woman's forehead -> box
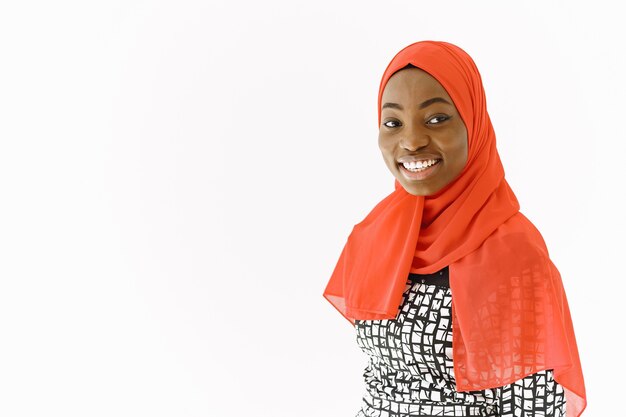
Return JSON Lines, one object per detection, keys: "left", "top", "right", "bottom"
{"left": 382, "top": 68, "right": 454, "bottom": 102}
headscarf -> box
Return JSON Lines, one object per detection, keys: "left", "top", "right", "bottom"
{"left": 322, "top": 40, "right": 587, "bottom": 417}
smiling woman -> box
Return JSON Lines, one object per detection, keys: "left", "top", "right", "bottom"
{"left": 322, "top": 41, "right": 587, "bottom": 417}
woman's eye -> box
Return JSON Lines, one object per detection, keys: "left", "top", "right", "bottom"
{"left": 383, "top": 120, "right": 401, "bottom": 128}
{"left": 427, "top": 115, "right": 449, "bottom": 125}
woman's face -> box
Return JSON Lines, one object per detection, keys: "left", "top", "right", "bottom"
{"left": 378, "top": 67, "right": 468, "bottom": 196}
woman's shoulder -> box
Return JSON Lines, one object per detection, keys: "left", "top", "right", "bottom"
{"left": 481, "top": 212, "right": 550, "bottom": 261}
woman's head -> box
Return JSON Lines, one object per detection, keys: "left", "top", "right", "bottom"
{"left": 376, "top": 41, "right": 496, "bottom": 198}
{"left": 379, "top": 65, "right": 468, "bottom": 196}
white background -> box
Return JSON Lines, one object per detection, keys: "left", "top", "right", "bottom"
{"left": 0, "top": 1, "right": 622, "bottom": 416}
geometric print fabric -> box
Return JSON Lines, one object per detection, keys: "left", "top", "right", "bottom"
{"left": 354, "top": 266, "right": 566, "bottom": 417}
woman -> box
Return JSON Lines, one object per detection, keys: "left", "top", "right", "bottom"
{"left": 322, "top": 41, "right": 587, "bottom": 417}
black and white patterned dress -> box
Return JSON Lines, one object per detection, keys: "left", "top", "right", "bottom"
{"left": 354, "top": 266, "right": 566, "bottom": 417}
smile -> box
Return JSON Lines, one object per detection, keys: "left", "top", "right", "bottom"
{"left": 398, "top": 159, "right": 441, "bottom": 180}
{"left": 400, "top": 159, "right": 439, "bottom": 171}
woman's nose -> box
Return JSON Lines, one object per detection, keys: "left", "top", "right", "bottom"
{"left": 400, "top": 125, "right": 430, "bottom": 151}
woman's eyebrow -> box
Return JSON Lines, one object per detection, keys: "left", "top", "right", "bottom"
{"left": 382, "top": 97, "right": 452, "bottom": 110}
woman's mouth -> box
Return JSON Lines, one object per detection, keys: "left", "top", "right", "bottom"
{"left": 398, "top": 159, "right": 441, "bottom": 180}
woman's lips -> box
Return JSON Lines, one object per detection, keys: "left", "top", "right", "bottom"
{"left": 398, "top": 160, "right": 441, "bottom": 181}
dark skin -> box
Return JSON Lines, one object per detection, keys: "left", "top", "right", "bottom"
{"left": 378, "top": 67, "right": 469, "bottom": 196}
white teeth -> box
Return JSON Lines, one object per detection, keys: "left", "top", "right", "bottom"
{"left": 401, "top": 159, "right": 439, "bottom": 171}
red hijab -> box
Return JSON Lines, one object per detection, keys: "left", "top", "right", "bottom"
{"left": 323, "top": 40, "right": 587, "bottom": 417}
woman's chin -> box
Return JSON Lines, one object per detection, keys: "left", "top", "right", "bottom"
{"left": 395, "top": 178, "right": 437, "bottom": 196}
